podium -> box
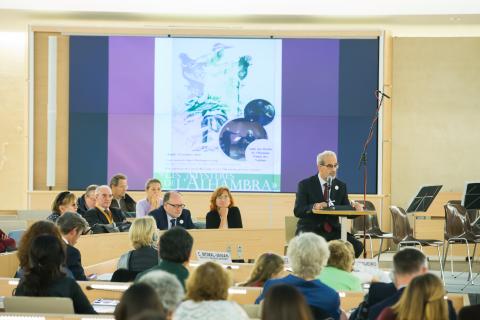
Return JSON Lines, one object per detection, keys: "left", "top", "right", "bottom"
{"left": 312, "top": 209, "right": 375, "bottom": 241}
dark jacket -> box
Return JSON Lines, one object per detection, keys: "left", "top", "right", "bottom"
{"left": 294, "top": 174, "right": 350, "bottom": 238}
{"left": 15, "top": 276, "right": 96, "bottom": 314}
{"left": 206, "top": 206, "right": 243, "bottom": 229}
{"left": 76, "top": 195, "right": 89, "bottom": 216}
{"left": 84, "top": 207, "right": 126, "bottom": 226}
{"left": 110, "top": 193, "right": 136, "bottom": 213}
{"left": 149, "top": 206, "right": 195, "bottom": 230}
{"left": 117, "top": 246, "right": 159, "bottom": 273}
{"left": 66, "top": 244, "right": 87, "bottom": 281}
{"left": 135, "top": 260, "right": 189, "bottom": 289}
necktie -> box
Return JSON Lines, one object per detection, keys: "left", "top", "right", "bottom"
{"left": 323, "top": 183, "right": 333, "bottom": 233}
{"left": 323, "top": 183, "right": 329, "bottom": 201}
{"left": 170, "top": 218, "right": 176, "bottom": 228}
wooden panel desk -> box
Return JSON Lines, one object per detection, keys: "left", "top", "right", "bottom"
{"left": 0, "top": 252, "right": 19, "bottom": 278}
{"left": 313, "top": 209, "right": 375, "bottom": 241}
{"left": 76, "top": 228, "right": 285, "bottom": 266}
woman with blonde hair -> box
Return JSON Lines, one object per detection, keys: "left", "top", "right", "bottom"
{"left": 46, "top": 191, "right": 78, "bottom": 222}
{"left": 117, "top": 216, "right": 159, "bottom": 273}
{"left": 377, "top": 273, "right": 449, "bottom": 320}
{"left": 239, "top": 253, "right": 284, "bottom": 287}
{"left": 317, "top": 240, "right": 362, "bottom": 291}
{"left": 205, "top": 186, "right": 243, "bottom": 229}
{"left": 173, "top": 262, "right": 249, "bottom": 320}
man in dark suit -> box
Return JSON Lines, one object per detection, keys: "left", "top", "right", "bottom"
{"left": 294, "top": 150, "right": 364, "bottom": 257}
{"left": 84, "top": 185, "right": 126, "bottom": 227}
{"left": 366, "top": 248, "right": 455, "bottom": 320}
{"left": 109, "top": 173, "right": 136, "bottom": 213}
{"left": 56, "top": 212, "right": 90, "bottom": 281}
{"left": 149, "top": 191, "right": 195, "bottom": 230}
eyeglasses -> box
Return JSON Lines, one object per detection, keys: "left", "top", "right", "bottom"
{"left": 82, "top": 228, "right": 92, "bottom": 235}
{"left": 167, "top": 203, "right": 185, "bottom": 209}
{"left": 320, "top": 163, "right": 340, "bottom": 169}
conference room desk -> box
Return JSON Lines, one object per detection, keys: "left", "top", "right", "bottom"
{"left": 0, "top": 252, "right": 18, "bottom": 278}
{"left": 0, "top": 313, "right": 114, "bottom": 319}
{"left": 84, "top": 258, "right": 257, "bottom": 284}
{"left": 76, "top": 228, "right": 285, "bottom": 266}
{"left": 0, "top": 278, "right": 468, "bottom": 313}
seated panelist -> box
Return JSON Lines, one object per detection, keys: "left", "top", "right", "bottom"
{"left": 205, "top": 186, "right": 243, "bottom": 229}
{"left": 84, "top": 185, "right": 126, "bottom": 227}
{"left": 149, "top": 191, "right": 195, "bottom": 230}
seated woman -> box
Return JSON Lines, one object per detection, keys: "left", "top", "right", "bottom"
{"left": 255, "top": 233, "right": 341, "bottom": 320}
{"left": 14, "top": 234, "right": 96, "bottom": 314}
{"left": 173, "top": 261, "right": 249, "bottom": 320}
{"left": 377, "top": 273, "right": 450, "bottom": 320}
{"left": 205, "top": 187, "right": 242, "bottom": 229}
{"left": 238, "top": 252, "right": 285, "bottom": 287}
{"left": 262, "top": 284, "right": 313, "bottom": 320}
{"left": 0, "top": 228, "right": 16, "bottom": 253}
{"left": 114, "top": 283, "right": 166, "bottom": 320}
{"left": 317, "top": 240, "right": 362, "bottom": 292}
{"left": 46, "top": 191, "right": 78, "bottom": 222}
{"left": 136, "top": 179, "right": 163, "bottom": 218}
{"left": 117, "top": 216, "right": 159, "bottom": 273}
{"left": 16, "top": 220, "right": 72, "bottom": 278}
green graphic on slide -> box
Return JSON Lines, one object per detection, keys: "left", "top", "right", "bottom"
{"left": 155, "top": 172, "right": 280, "bottom": 192}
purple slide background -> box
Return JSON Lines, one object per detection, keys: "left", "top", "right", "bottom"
{"left": 281, "top": 39, "right": 340, "bottom": 192}
{"left": 108, "top": 37, "right": 155, "bottom": 189}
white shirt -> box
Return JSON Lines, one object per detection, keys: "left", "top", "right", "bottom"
{"left": 173, "top": 300, "right": 249, "bottom": 320}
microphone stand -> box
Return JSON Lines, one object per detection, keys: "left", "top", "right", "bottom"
{"left": 358, "top": 90, "right": 389, "bottom": 258}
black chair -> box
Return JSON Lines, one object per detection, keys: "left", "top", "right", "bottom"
{"left": 111, "top": 268, "right": 139, "bottom": 282}
{"left": 352, "top": 200, "right": 393, "bottom": 261}
{"left": 309, "top": 305, "right": 334, "bottom": 320}
{"left": 390, "top": 205, "right": 444, "bottom": 279}
{"left": 443, "top": 203, "right": 480, "bottom": 282}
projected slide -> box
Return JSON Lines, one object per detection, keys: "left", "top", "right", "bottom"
{"left": 153, "top": 38, "right": 282, "bottom": 191}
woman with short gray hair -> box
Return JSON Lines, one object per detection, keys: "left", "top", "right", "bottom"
{"left": 255, "top": 233, "right": 341, "bottom": 320}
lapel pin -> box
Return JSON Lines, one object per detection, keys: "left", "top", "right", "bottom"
{"left": 334, "top": 185, "right": 339, "bottom": 190}
{"left": 179, "top": 220, "right": 184, "bottom": 224}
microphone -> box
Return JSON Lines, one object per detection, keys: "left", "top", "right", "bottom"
{"left": 376, "top": 90, "right": 390, "bottom": 99}
{"left": 327, "top": 176, "right": 333, "bottom": 187}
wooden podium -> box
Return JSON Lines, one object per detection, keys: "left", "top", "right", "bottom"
{"left": 312, "top": 209, "right": 375, "bottom": 241}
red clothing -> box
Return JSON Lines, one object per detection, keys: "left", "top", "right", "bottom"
{"left": 377, "top": 307, "right": 397, "bottom": 320}
{"left": 0, "top": 229, "right": 16, "bottom": 253}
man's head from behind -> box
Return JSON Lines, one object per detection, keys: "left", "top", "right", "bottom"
{"left": 56, "top": 212, "right": 90, "bottom": 246}
{"left": 137, "top": 270, "right": 184, "bottom": 315}
{"left": 158, "top": 227, "right": 193, "bottom": 264}
{"left": 393, "top": 248, "right": 428, "bottom": 287}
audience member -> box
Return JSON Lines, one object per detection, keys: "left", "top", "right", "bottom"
{"left": 377, "top": 273, "right": 449, "bottom": 320}
{"left": 46, "top": 191, "right": 77, "bottom": 222}
{"left": 366, "top": 248, "right": 455, "bottom": 320}
{"left": 149, "top": 191, "right": 195, "bottom": 230}
{"left": 137, "top": 178, "right": 163, "bottom": 218}
{"left": 77, "top": 184, "right": 98, "bottom": 216}
{"left": 56, "top": 212, "right": 90, "bottom": 281}
{"left": 238, "top": 252, "right": 285, "bottom": 287}
{"left": 15, "top": 220, "right": 72, "bottom": 278}
{"left": 84, "top": 185, "right": 126, "bottom": 227}
{"left": 318, "top": 240, "right": 362, "bottom": 292}
{"left": 117, "top": 216, "right": 159, "bottom": 273}
{"left": 14, "top": 234, "right": 96, "bottom": 314}
{"left": 131, "top": 310, "right": 167, "bottom": 320}
{"left": 261, "top": 284, "right": 313, "bottom": 320}
{"left": 114, "top": 283, "right": 166, "bottom": 320}
{"left": 109, "top": 173, "right": 136, "bottom": 213}
{"left": 136, "top": 227, "right": 193, "bottom": 288}
{"left": 458, "top": 303, "right": 480, "bottom": 320}
{"left": 256, "top": 233, "right": 341, "bottom": 320}
{"left": 0, "top": 228, "right": 16, "bottom": 253}
{"left": 205, "top": 186, "right": 243, "bottom": 229}
{"left": 138, "top": 270, "right": 185, "bottom": 318}
{"left": 173, "top": 261, "right": 249, "bottom": 320}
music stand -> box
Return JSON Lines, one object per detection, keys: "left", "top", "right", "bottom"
{"left": 462, "top": 182, "right": 480, "bottom": 210}
{"left": 406, "top": 185, "right": 443, "bottom": 213}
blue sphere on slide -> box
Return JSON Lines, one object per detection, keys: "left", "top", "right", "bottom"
{"left": 244, "top": 99, "right": 275, "bottom": 126}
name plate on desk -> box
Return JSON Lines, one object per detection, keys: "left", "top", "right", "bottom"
{"left": 196, "top": 250, "right": 232, "bottom": 264}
